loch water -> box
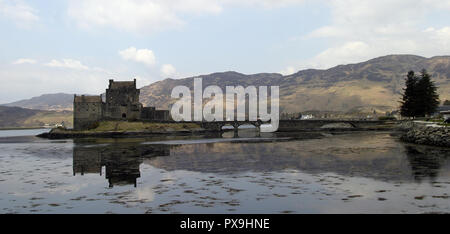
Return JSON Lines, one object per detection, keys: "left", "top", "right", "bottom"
{"left": 0, "top": 129, "right": 449, "bottom": 213}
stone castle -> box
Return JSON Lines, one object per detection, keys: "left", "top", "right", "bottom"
{"left": 74, "top": 79, "right": 170, "bottom": 130}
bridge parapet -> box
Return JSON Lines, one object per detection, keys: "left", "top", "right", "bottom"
{"left": 198, "top": 119, "right": 398, "bottom": 132}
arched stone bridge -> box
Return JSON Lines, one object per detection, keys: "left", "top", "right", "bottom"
{"left": 199, "top": 119, "right": 398, "bottom": 132}
{"left": 200, "top": 120, "right": 267, "bottom": 131}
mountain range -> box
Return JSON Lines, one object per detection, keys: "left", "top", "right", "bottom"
{"left": 2, "top": 93, "right": 74, "bottom": 111}
{"left": 3, "top": 55, "right": 450, "bottom": 116}
{"left": 140, "top": 54, "right": 450, "bottom": 114}
{"left": 0, "top": 106, "right": 72, "bottom": 128}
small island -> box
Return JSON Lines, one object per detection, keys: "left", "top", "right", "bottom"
{"left": 35, "top": 79, "right": 208, "bottom": 139}
{"left": 38, "top": 121, "right": 206, "bottom": 139}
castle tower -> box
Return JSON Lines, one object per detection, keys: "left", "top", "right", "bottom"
{"left": 104, "top": 79, "right": 142, "bottom": 120}
{"left": 73, "top": 94, "right": 103, "bottom": 130}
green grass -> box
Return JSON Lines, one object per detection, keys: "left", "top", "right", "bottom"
{"left": 23, "top": 111, "right": 73, "bottom": 127}
{"left": 55, "top": 121, "right": 202, "bottom": 133}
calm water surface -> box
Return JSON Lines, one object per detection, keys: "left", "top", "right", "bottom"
{"left": 0, "top": 128, "right": 49, "bottom": 137}
{"left": 0, "top": 129, "right": 449, "bottom": 213}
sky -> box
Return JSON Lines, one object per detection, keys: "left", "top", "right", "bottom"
{"left": 1, "top": 0, "right": 450, "bottom": 103}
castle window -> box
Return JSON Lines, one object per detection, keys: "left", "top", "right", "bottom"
{"left": 122, "top": 113, "right": 127, "bottom": 118}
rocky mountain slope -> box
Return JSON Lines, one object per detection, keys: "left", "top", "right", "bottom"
{"left": 2, "top": 93, "right": 74, "bottom": 111}
{"left": 0, "top": 106, "right": 72, "bottom": 128}
{"left": 140, "top": 55, "right": 450, "bottom": 114}
{"left": 3, "top": 55, "right": 450, "bottom": 115}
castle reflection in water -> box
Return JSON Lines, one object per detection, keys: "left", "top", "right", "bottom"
{"left": 72, "top": 134, "right": 450, "bottom": 188}
{"left": 73, "top": 141, "right": 171, "bottom": 187}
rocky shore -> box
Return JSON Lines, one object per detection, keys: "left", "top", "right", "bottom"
{"left": 401, "top": 123, "right": 450, "bottom": 147}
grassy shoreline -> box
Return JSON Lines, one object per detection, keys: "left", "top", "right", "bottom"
{"left": 71, "top": 121, "right": 202, "bottom": 133}
{"left": 38, "top": 121, "right": 206, "bottom": 139}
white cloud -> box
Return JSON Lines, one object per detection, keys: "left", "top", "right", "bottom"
{"left": 12, "top": 58, "right": 36, "bottom": 65}
{"left": 279, "top": 66, "right": 296, "bottom": 76}
{"left": 225, "top": 0, "right": 306, "bottom": 9}
{"left": 424, "top": 27, "right": 450, "bottom": 48}
{"left": 0, "top": 0, "right": 39, "bottom": 26}
{"left": 308, "top": 41, "right": 373, "bottom": 68}
{"left": 44, "top": 59, "right": 89, "bottom": 70}
{"left": 67, "top": 0, "right": 221, "bottom": 33}
{"left": 134, "top": 75, "right": 154, "bottom": 88}
{"left": 0, "top": 60, "right": 162, "bottom": 103}
{"left": 160, "top": 64, "right": 176, "bottom": 77}
{"left": 0, "top": 63, "right": 109, "bottom": 103}
{"left": 119, "top": 47, "right": 156, "bottom": 66}
{"left": 301, "top": 0, "right": 450, "bottom": 69}
{"left": 67, "top": 0, "right": 307, "bottom": 33}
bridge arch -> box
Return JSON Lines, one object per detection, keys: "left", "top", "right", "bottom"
{"left": 201, "top": 120, "right": 264, "bottom": 132}
{"left": 221, "top": 124, "right": 234, "bottom": 130}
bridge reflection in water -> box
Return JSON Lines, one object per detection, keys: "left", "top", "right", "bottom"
{"left": 72, "top": 133, "right": 450, "bottom": 188}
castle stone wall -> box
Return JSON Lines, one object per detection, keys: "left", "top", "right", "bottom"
{"left": 104, "top": 79, "right": 142, "bottom": 121}
{"left": 74, "top": 79, "right": 171, "bottom": 130}
{"left": 73, "top": 95, "right": 103, "bottom": 130}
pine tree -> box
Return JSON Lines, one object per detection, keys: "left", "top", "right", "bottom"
{"left": 400, "top": 69, "right": 440, "bottom": 118}
{"left": 400, "top": 71, "right": 418, "bottom": 118}
{"left": 416, "top": 69, "right": 440, "bottom": 116}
